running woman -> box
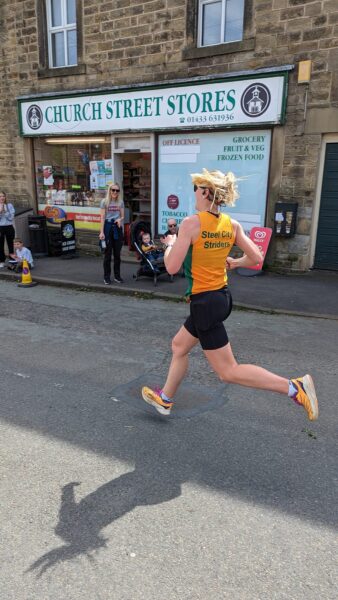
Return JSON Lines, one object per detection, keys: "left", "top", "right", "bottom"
{"left": 142, "top": 169, "right": 318, "bottom": 421}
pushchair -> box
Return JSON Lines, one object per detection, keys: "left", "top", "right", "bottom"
{"left": 130, "top": 220, "right": 174, "bottom": 286}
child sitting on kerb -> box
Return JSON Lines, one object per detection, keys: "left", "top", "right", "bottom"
{"left": 8, "top": 238, "right": 34, "bottom": 272}
{"left": 140, "top": 232, "right": 164, "bottom": 273}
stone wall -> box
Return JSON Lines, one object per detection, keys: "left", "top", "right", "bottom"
{"left": 0, "top": 0, "right": 337, "bottom": 268}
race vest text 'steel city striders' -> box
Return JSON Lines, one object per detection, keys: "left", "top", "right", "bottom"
{"left": 184, "top": 211, "right": 235, "bottom": 296}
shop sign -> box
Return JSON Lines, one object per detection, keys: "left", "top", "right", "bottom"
{"left": 158, "top": 130, "right": 271, "bottom": 234}
{"left": 61, "top": 220, "right": 76, "bottom": 254}
{"left": 39, "top": 205, "right": 101, "bottom": 231}
{"left": 246, "top": 227, "right": 272, "bottom": 271}
{"left": 44, "top": 205, "right": 67, "bottom": 224}
{"left": 19, "top": 76, "right": 286, "bottom": 136}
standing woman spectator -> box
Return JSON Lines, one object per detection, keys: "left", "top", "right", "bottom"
{"left": 99, "top": 183, "right": 124, "bottom": 284}
{"left": 0, "top": 191, "right": 15, "bottom": 268}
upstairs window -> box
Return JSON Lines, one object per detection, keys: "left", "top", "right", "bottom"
{"left": 198, "top": 0, "right": 245, "bottom": 47}
{"left": 46, "top": 0, "right": 77, "bottom": 67}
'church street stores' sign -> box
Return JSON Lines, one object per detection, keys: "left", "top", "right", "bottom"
{"left": 18, "top": 74, "right": 287, "bottom": 136}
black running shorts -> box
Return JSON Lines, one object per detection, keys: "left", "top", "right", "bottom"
{"left": 184, "top": 287, "right": 233, "bottom": 350}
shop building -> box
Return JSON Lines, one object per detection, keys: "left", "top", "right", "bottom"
{"left": 18, "top": 71, "right": 289, "bottom": 252}
{"left": 1, "top": 1, "right": 338, "bottom": 271}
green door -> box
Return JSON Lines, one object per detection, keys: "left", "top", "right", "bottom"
{"left": 314, "top": 143, "right": 338, "bottom": 270}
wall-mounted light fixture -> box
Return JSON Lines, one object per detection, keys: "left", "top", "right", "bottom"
{"left": 45, "top": 137, "right": 108, "bottom": 144}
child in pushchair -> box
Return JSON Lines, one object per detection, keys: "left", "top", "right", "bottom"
{"left": 131, "top": 221, "right": 173, "bottom": 286}
{"left": 140, "top": 232, "right": 164, "bottom": 273}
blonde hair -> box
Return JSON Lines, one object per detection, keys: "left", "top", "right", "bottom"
{"left": 103, "top": 182, "right": 122, "bottom": 208}
{"left": 190, "top": 169, "right": 239, "bottom": 208}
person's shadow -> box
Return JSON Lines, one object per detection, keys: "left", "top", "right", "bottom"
{"left": 27, "top": 416, "right": 184, "bottom": 576}
{"left": 27, "top": 397, "right": 336, "bottom": 576}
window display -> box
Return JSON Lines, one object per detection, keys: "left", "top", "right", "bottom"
{"left": 33, "top": 137, "right": 111, "bottom": 230}
{"left": 158, "top": 130, "right": 271, "bottom": 234}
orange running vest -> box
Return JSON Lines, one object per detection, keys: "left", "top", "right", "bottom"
{"left": 184, "top": 211, "right": 235, "bottom": 296}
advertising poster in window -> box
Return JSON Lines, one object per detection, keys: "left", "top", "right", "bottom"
{"left": 158, "top": 130, "right": 271, "bottom": 234}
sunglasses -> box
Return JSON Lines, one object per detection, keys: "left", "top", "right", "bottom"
{"left": 193, "top": 185, "right": 208, "bottom": 192}
{"left": 168, "top": 224, "right": 177, "bottom": 227}
{"left": 111, "top": 188, "right": 120, "bottom": 192}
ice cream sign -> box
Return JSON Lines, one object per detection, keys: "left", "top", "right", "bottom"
{"left": 19, "top": 74, "right": 287, "bottom": 135}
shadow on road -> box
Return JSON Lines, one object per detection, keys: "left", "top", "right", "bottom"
{"left": 27, "top": 413, "right": 184, "bottom": 575}
{"left": 28, "top": 467, "right": 180, "bottom": 576}
{"left": 24, "top": 394, "right": 337, "bottom": 576}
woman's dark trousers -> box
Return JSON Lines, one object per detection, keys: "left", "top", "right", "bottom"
{"left": 0, "top": 225, "right": 15, "bottom": 262}
{"left": 103, "top": 221, "right": 123, "bottom": 279}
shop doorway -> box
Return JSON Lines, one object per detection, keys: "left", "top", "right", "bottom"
{"left": 112, "top": 134, "right": 154, "bottom": 246}
{"left": 113, "top": 152, "right": 152, "bottom": 247}
{"left": 121, "top": 153, "right": 151, "bottom": 225}
{"left": 314, "top": 143, "right": 338, "bottom": 270}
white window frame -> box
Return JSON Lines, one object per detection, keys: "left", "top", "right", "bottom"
{"left": 46, "top": 0, "right": 77, "bottom": 68}
{"left": 198, "top": 0, "right": 244, "bottom": 48}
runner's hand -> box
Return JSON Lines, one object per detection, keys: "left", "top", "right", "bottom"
{"left": 163, "top": 234, "right": 177, "bottom": 247}
{"left": 226, "top": 257, "right": 237, "bottom": 270}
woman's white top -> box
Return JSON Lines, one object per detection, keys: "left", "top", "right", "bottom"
{"left": 0, "top": 203, "right": 15, "bottom": 226}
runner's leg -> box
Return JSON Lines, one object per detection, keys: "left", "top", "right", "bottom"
{"left": 204, "top": 343, "right": 318, "bottom": 419}
{"left": 204, "top": 342, "right": 289, "bottom": 394}
{"left": 162, "top": 325, "right": 199, "bottom": 399}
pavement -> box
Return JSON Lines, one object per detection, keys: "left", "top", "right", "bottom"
{"left": 1, "top": 251, "right": 338, "bottom": 319}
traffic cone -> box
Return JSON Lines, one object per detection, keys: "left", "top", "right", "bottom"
{"left": 17, "top": 259, "right": 38, "bottom": 287}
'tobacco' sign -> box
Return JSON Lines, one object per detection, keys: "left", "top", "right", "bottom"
{"left": 19, "top": 75, "right": 287, "bottom": 136}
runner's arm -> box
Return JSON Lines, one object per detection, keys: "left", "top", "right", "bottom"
{"left": 227, "top": 220, "right": 262, "bottom": 269}
{"left": 163, "top": 217, "right": 197, "bottom": 274}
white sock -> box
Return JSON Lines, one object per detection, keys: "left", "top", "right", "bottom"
{"left": 288, "top": 380, "right": 297, "bottom": 398}
{"left": 160, "top": 390, "right": 172, "bottom": 403}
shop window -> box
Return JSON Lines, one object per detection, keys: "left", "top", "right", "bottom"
{"left": 37, "top": 0, "right": 85, "bottom": 77}
{"left": 157, "top": 130, "right": 272, "bottom": 235}
{"left": 198, "top": 0, "right": 245, "bottom": 47}
{"left": 33, "top": 137, "right": 112, "bottom": 231}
